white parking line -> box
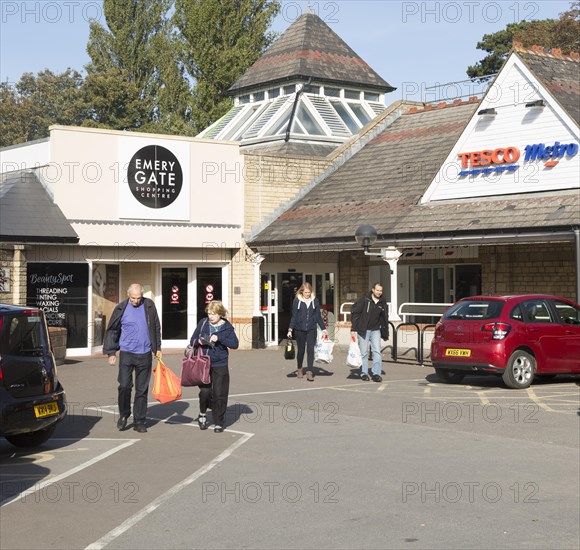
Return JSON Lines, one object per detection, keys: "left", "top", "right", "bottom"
{"left": 85, "top": 432, "right": 254, "bottom": 550}
{"left": 1, "top": 439, "right": 139, "bottom": 507}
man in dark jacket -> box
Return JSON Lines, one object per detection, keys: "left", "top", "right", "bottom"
{"left": 350, "top": 283, "right": 389, "bottom": 382}
{"left": 103, "top": 283, "right": 161, "bottom": 433}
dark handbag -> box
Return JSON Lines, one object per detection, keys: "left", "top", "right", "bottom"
{"left": 181, "top": 345, "right": 211, "bottom": 386}
{"left": 284, "top": 339, "right": 295, "bottom": 360}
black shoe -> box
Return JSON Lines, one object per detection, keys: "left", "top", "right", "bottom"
{"left": 133, "top": 424, "right": 147, "bottom": 433}
{"left": 198, "top": 416, "right": 208, "bottom": 430}
{"left": 361, "top": 374, "right": 370, "bottom": 381}
{"left": 214, "top": 425, "right": 224, "bottom": 433}
{"left": 372, "top": 374, "right": 383, "bottom": 383}
{"left": 117, "top": 416, "right": 128, "bottom": 431}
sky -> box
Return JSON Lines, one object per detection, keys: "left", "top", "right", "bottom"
{"left": 0, "top": 0, "right": 574, "bottom": 103}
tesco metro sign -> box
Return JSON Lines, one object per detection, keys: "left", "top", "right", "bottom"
{"left": 458, "top": 140, "right": 578, "bottom": 176}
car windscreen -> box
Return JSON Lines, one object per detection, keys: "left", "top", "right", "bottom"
{"left": 443, "top": 300, "right": 504, "bottom": 320}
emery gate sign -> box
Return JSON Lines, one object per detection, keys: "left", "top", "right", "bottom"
{"left": 127, "top": 145, "right": 183, "bottom": 208}
{"left": 458, "top": 140, "right": 579, "bottom": 176}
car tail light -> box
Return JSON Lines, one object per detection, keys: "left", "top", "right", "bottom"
{"left": 482, "top": 322, "right": 511, "bottom": 340}
{"left": 434, "top": 322, "right": 444, "bottom": 338}
{"left": 0, "top": 357, "right": 3, "bottom": 381}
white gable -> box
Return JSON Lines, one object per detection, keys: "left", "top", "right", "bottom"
{"left": 421, "top": 53, "right": 579, "bottom": 204}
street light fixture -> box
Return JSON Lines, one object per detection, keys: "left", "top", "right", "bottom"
{"left": 355, "top": 224, "right": 378, "bottom": 254}
{"left": 354, "top": 225, "right": 403, "bottom": 319}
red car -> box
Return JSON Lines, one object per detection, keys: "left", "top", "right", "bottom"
{"left": 430, "top": 295, "right": 580, "bottom": 388}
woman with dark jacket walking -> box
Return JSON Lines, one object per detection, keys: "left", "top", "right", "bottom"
{"left": 189, "top": 301, "right": 238, "bottom": 433}
{"left": 287, "top": 283, "right": 327, "bottom": 381}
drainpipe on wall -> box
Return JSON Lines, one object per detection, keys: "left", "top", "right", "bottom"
{"left": 575, "top": 228, "right": 580, "bottom": 304}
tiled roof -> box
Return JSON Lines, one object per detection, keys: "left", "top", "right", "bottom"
{"left": 0, "top": 171, "right": 78, "bottom": 243}
{"left": 514, "top": 44, "right": 580, "bottom": 125}
{"left": 249, "top": 103, "right": 477, "bottom": 245}
{"left": 248, "top": 100, "right": 580, "bottom": 248}
{"left": 229, "top": 13, "right": 394, "bottom": 95}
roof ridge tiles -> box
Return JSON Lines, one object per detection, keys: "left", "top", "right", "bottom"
{"left": 512, "top": 41, "right": 580, "bottom": 61}
{"left": 403, "top": 96, "right": 480, "bottom": 115}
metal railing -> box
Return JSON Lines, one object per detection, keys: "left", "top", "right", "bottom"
{"left": 398, "top": 302, "right": 451, "bottom": 323}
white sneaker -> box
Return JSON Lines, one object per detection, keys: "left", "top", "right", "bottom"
{"left": 197, "top": 416, "right": 208, "bottom": 430}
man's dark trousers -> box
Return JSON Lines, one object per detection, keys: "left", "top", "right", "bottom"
{"left": 118, "top": 351, "right": 152, "bottom": 423}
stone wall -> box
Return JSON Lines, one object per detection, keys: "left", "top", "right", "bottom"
{"left": 243, "top": 152, "right": 332, "bottom": 235}
{"left": 0, "top": 245, "right": 27, "bottom": 305}
{"left": 49, "top": 327, "right": 67, "bottom": 365}
{"left": 480, "top": 243, "right": 576, "bottom": 299}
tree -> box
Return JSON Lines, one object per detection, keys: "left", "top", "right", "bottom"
{"left": 0, "top": 69, "right": 85, "bottom": 147}
{"left": 173, "top": 0, "right": 280, "bottom": 134}
{"left": 85, "top": 0, "right": 177, "bottom": 129}
{"left": 467, "top": 1, "right": 580, "bottom": 79}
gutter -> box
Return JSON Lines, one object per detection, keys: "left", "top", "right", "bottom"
{"left": 250, "top": 227, "right": 577, "bottom": 252}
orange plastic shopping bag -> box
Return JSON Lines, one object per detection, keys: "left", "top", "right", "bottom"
{"left": 152, "top": 356, "right": 182, "bottom": 403}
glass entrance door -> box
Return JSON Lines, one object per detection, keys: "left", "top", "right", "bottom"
{"left": 196, "top": 268, "right": 222, "bottom": 319}
{"left": 161, "top": 267, "right": 188, "bottom": 340}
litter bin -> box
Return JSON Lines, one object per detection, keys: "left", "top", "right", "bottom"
{"left": 252, "top": 316, "right": 265, "bottom": 349}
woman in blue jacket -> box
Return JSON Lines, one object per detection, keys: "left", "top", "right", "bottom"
{"left": 287, "top": 283, "right": 327, "bottom": 381}
{"left": 190, "top": 301, "right": 238, "bottom": 433}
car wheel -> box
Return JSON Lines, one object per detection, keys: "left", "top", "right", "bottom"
{"left": 502, "top": 350, "right": 536, "bottom": 389}
{"left": 4, "top": 424, "right": 57, "bottom": 448}
{"left": 435, "top": 368, "right": 466, "bottom": 384}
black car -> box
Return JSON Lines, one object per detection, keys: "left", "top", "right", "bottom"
{"left": 0, "top": 304, "right": 66, "bottom": 447}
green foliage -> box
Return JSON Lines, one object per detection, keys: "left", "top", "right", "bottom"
{"left": 468, "top": 2, "right": 580, "bottom": 79}
{"left": 174, "top": 0, "right": 280, "bottom": 133}
{"left": 0, "top": 70, "right": 85, "bottom": 147}
{"left": 2, "top": 0, "right": 281, "bottom": 145}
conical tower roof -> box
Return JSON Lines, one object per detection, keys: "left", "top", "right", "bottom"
{"left": 229, "top": 12, "right": 394, "bottom": 95}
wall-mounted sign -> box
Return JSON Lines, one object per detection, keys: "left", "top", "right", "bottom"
{"left": 27, "top": 263, "right": 89, "bottom": 348}
{"left": 127, "top": 145, "right": 183, "bottom": 209}
{"left": 119, "top": 138, "right": 190, "bottom": 221}
{"left": 524, "top": 141, "right": 578, "bottom": 166}
{"left": 458, "top": 140, "right": 578, "bottom": 177}
{"left": 458, "top": 146, "right": 520, "bottom": 176}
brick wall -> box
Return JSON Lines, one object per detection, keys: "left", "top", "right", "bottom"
{"left": 0, "top": 244, "right": 27, "bottom": 305}
{"left": 230, "top": 244, "right": 257, "bottom": 350}
{"left": 480, "top": 243, "right": 576, "bottom": 299}
{"left": 242, "top": 152, "right": 332, "bottom": 234}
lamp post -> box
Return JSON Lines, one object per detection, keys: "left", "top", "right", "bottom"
{"left": 354, "top": 225, "right": 402, "bottom": 321}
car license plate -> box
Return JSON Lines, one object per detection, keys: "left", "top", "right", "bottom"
{"left": 34, "top": 402, "right": 59, "bottom": 418}
{"left": 445, "top": 348, "right": 471, "bottom": 357}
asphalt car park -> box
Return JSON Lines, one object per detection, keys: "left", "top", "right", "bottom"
{"left": 1, "top": 348, "right": 579, "bottom": 550}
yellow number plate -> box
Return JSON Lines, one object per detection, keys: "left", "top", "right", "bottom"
{"left": 34, "top": 402, "right": 59, "bottom": 418}
{"left": 445, "top": 348, "right": 471, "bottom": 357}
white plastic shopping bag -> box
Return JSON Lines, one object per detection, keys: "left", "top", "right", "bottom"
{"left": 346, "top": 334, "right": 362, "bottom": 367}
{"left": 315, "top": 336, "right": 334, "bottom": 364}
